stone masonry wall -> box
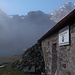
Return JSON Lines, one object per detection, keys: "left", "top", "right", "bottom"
{"left": 42, "top": 23, "right": 75, "bottom": 75}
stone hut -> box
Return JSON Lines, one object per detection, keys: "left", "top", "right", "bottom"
{"left": 38, "top": 9, "right": 75, "bottom": 75}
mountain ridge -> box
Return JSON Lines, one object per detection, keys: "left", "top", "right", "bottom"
{"left": 50, "top": 2, "right": 75, "bottom": 22}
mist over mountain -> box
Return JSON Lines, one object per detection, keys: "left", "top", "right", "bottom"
{"left": 0, "top": 10, "right": 55, "bottom": 57}
{"left": 0, "top": 2, "right": 74, "bottom": 57}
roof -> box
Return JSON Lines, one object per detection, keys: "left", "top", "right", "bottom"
{"left": 38, "top": 9, "right": 75, "bottom": 42}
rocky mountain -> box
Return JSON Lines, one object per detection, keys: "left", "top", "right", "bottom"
{"left": 50, "top": 2, "right": 75, "bottom": 22}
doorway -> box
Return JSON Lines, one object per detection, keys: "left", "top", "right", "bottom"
{"left": 52, "top": 43, "right": 57, "bottom": 75}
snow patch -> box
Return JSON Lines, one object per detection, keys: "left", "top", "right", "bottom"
{"left": 50, "top": 13, "right": 53, "bottom": 15}
{"left": 9, "top": 15, "right": 13, "bottom": 18}
{"left": 21, "top": 17, "right": 24, "bottom": 19}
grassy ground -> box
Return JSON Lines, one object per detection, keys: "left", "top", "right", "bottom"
{"left": 0, "top": 54, "right": 22, "bottom": 63}
{"left": 0, "top": 62, "right": 31, "bottom": 75}
{"left": 0, "top": 55, "right": 41, "bottom": 75}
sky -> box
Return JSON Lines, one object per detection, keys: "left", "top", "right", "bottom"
{"left": 0, "top": 0, "right": 75, "bottom": 15}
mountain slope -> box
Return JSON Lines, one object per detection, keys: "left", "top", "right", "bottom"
{"left": 50, "top": 2, "right": 75, "bottom": 22}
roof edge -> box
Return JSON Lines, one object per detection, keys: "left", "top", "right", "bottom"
{"left": 38, "top": 9, "right": 75, "bottom": 42}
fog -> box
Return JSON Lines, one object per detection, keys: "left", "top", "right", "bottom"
{"left": 0, "top": 10, "right": 55, "bottom": 57}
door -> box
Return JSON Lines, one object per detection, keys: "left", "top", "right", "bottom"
{"left": 52, "top": 43, "right": 57, "bottom": 75}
